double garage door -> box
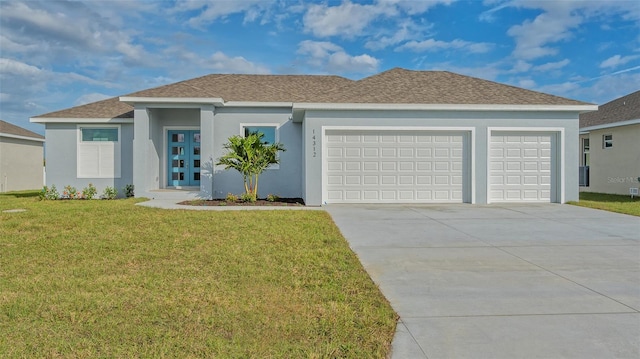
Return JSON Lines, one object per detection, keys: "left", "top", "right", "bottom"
{"left": 325, "top": 130, "right": 466, "bottom": 203}
{"left": 324, "top": 129, "right": 556, "bottom": 204}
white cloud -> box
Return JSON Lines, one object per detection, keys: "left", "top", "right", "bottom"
{"left": 506, "top": 9, "right": 581, "bottom": 60}
{"left": 600, "top": 54, "right": 640, "bottom": 69}
{"left": 518, "top": 78, "right": 536, "bottom": 88}
{"left": 173, "top": 0, "right": 274, "bottom": 27}
{"left": 0, "top": 1, "right": 154, "bottom": 67}
{"left": 385, "top": 0, "right": 456, "bottom": 15}
{"left": 302, "top": 0, "right": 454, "bottom": 39}
{"left": 297, "top": 40, "right": 379, "bottom": 74}
{"left": 209, "top": 52, "right": 270, "bottom": 74}
{"left": 365, "top": 18, "right": 432, "bottom": 50}
{"left": 533, "top": 59, "right": 570, "bottom": 72}
{"left": 509, "top": 60, "right": 532, "bottom": 73}
{"left": 0, "top": 57, "right": 42, "bottom": 77}
{"left": 74, "top": 93, "right": 112, "bottom": 106}
{"left": 397, "top": 38, "right": 493, "bottom": 53}
{"left": 303, "top": 1, "right": 389, "bottom": 38}
{"left": 493, "top": 1, "right": 640, "bottom": 61}
{"left": 537, "top": 71, "right": 640, "bottom": 104}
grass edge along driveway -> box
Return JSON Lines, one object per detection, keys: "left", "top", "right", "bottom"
{"left": 569, "top": 192, "right": 640, "bottom": 217}
{"left": 0, "top": 192, "right": 397, "bottom": 358}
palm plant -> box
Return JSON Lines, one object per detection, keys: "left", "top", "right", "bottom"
{"left": 216, "top": 132, "right": 285, "bottom": 201}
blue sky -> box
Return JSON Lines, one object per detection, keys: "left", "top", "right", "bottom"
{"left": 1, "top": 0, "right": 639, "bottom": 135}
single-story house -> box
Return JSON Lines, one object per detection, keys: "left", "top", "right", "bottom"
{"left": 0, "top": 120, "right": 45, "bottom": 192}
{"left": 579, "top": 90, "right": 640, "bottom": 195}
{"left": 31, "top": 68, "right": 596, "bottom": 205}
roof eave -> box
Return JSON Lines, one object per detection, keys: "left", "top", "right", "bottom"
{"left": 119, "top": 96, "right": 225, "bottom": 106}
{"left": 293, "top": 102, "right": 597, "bottom": 112}
{"left": 0, "top": 133, "right": 45, "bottom": 142}
{"left": 30, "top": 117, "right": 134, "bottom": 124}
{"left": 580, "top": 118, "right": 640, "bottom": 132}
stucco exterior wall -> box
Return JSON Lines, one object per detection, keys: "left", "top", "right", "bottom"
{"left": 133, "top": 105, "right": 302, "bottom": 200}
{"left": 0, "top": 136, "right": 44, "bottom": 192}
{"left": 45, "top": 123, "right": 134, "bottom": 197}
{"left": 301, "top": 109, "right": 579, "bottom": 206}
{"left": 211, "top": 107, "right": 302, "bottom": 199}
{"left": 584, "top": 124, "right": 640, "bottom": 195}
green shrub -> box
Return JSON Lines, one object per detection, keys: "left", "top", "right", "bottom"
{"left": 225, "top": 193, "right": 239, "bottom": 202}
{"left": 124, "top": 184, "right": 134, "bottom": 198}
{"left": 266, "top": 194, "right": 280, "bottom": 202}
{"left": 39, "top": 185, "right": 59, "bottom": 200}
{"left": 102, "top": 186, "right": 117, "bottom": 200}
{"left": 63, "top": 185, "right": 79, "bottom": 199}
{"left": 82, "top": 183, "right": 97, "bottom": 200}
{"left": 240, "top": 192, "right": 256, "bottom": 203}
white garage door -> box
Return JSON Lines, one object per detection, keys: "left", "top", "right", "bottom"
{"left": 325, "top": 130, "right": 466, "bottom": 203}
{"left": 490, "top": 133, "right": 553, "bottom": 202}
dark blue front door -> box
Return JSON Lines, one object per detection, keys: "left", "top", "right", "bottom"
{"left": 168, "top": 130, "right": 200, "bottom": 187}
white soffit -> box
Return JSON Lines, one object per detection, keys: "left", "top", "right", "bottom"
{"left": 30, "top": 117, "right": 134, "bottom": 124}
{"left": 293, "top": 103, "right": 597, "bottom": 112}
{"left": 580, "top": 118, "right": 640, "bottom": 132}
{"left": 119, "top": 97, "right": 225, "bottom": 106}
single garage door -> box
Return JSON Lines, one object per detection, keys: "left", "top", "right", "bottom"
{"left": 490, "top": 133, "right": 553, "bottom": 202}
{"left": 325, "top": 130, "right": 466, "bottom": 203}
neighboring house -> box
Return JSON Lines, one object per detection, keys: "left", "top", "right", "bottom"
{"left": 0, "top": 120, "right": 45, "bottom": 192}
{"left": 31, "top": 68, "right": 596, "bottom": 205}
{"left": 579, "top": 90, "right": 640, "bottom": 195}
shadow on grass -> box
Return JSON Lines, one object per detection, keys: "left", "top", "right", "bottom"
{"left": 580, "top": 192, "right": 640, "bottom": 203}
{"left": 0, "top": 190, "right": 40, "bottom": 198}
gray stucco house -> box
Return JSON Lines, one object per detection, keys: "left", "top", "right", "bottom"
{"left": 31, "top": 68, "right": 595, "bottom": 205}
{"left": 0, "top": 120, "right": 45, "bottom": 192}
{"left": 579, "top": 90, "right": 640, "bottom": 195}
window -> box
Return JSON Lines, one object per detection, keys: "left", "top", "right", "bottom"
{"left": 243, "top": 125, "right": 277, "bottom": 144}
{"left": 582, "top": 138, "right": 590, "bottom": 166}
{"left": 81, "top": 128, "right": 118, "bottom": 142}
{"left": 77, "top": 126, "right": 121, "bottom": 178}
{"left": 241, "top": 124, "right": 280, "bottom": 169}
{"left": 603, "top": 134, "right": 613, "bottom": 149}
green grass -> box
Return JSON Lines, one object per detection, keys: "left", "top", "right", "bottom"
{"left": 569, "top": 192, "right": 640, "bottom": 217}
{"left": 0, "top": 192, "right": 397, "bottom": 358}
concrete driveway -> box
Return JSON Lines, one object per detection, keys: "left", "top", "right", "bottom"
{"left": 325, "top": 204, "right": 640, "bottom": 359}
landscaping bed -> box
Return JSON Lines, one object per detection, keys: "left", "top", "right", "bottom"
{"left": 179, "top": 197, "right": 305, "bottom": 207}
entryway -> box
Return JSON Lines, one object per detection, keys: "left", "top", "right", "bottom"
{"left": 167, "top": 130, "right": 201, "bottom": 187}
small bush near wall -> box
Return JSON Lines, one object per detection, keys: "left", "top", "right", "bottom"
{"left": 124, "top": 184, "right": 134, "bottom": 198}
{"left": 39, "top": 184, "right": 120, "bottom": 200}
{"left": 39, "top": 185, "right": 59, "bottom": 200}
{"left": 102, "top": 186, "right": 117, "bottom": 200}
{"left": 82, "top": 184, "right": 97, "bottom": 199}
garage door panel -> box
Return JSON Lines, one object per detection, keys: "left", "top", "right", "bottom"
{"left": 345, "top": 162, "right": 360, "bottom": 171}
{"left": 325, "top": 130, "right": 466, "bottom": 203}
{"left": 490, "top": 133, "right": 553, "bottom": 203}
{"left": 345, "top": 148, "right": 361, "bottom": 157}
{"left": 363, "top": 148, "right": 379, "bottom": 157}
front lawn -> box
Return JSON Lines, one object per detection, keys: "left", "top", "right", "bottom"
{"left": 569, "top": 192, "right": 640, "bottom": 216}
{"left": 0, "top": 192, "right": 397, "bottom": 358}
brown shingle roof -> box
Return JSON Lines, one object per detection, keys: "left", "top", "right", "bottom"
{"left": 33, "top": 68, "right": 591, "bottom": 119}
{"left": 127, "top": 73, "right": 353, "bottom": 102}
{"left": 35, "top": 97, "right": 134, "bottom": 119}
{"left": 579, "top": 90, "right": 640, "bottom": 128}
{"left": 0, "top": 120, "right": 45, "bottom": 139}
{"left": 317, "top": 68, "right": 590, "bottom": 105}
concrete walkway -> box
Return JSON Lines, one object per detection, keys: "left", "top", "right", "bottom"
{"left": 326, "top": 204, "right": 640, "bottom": 359}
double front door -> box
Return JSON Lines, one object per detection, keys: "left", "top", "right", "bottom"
{"left": 168, "top": 130, "right": 200, "bottom": 187}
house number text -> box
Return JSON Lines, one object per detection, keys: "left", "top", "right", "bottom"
{"left": 312, "top": 129, "right": 317, "bottom": 157}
